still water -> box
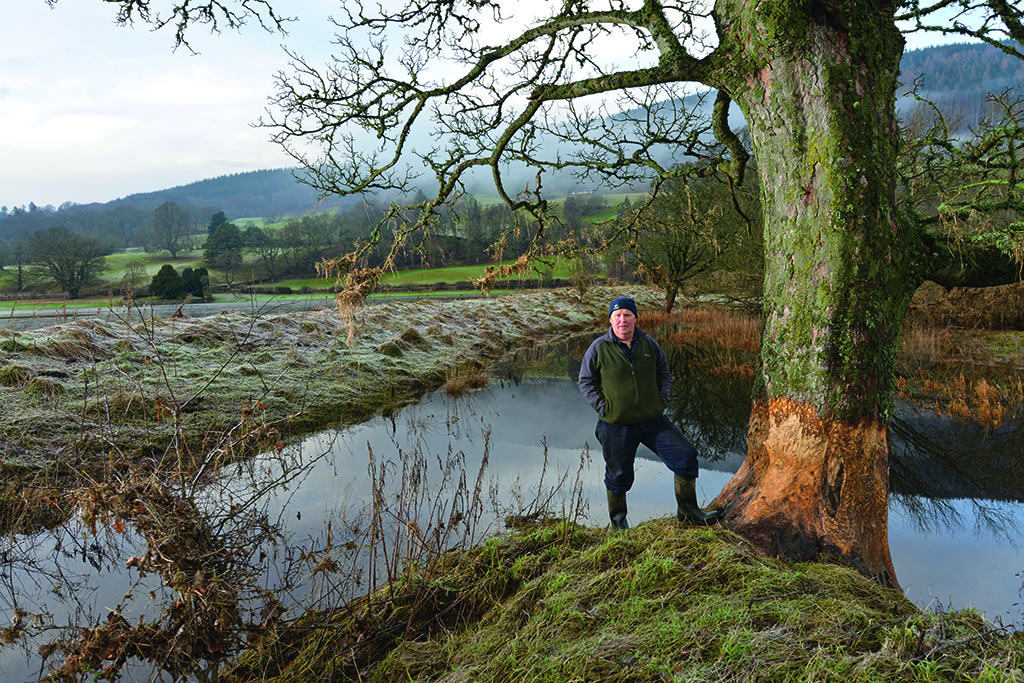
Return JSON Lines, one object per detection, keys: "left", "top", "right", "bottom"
{"left": 1, "top": 341, "right": 1021, "bottom": 680}
{"left": 293, "top": 376, "right": 1024, "bottom": 623}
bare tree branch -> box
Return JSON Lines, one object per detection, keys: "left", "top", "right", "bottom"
{"left": 45, "top": 0, "right": 290, "bottom": 49}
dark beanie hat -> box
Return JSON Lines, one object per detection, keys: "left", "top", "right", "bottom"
{"left": 609, "top": 297, "right": 638, "bottom": 318}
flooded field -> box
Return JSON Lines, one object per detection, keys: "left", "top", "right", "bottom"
{"left": 2, "top": 336, "right": 1022, "bottom": 680}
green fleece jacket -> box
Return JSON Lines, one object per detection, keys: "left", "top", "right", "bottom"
{"left": 577, "top": 327, "right": 670, "bottom": 425}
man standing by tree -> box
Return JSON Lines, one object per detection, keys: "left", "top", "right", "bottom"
{"left": 579, "top": 296, "right": 720, "bottom": 531}
{"left": 78, "top": 0, "right": 1024, "bottom": 585}
{"left": 255, "top": 0, "right": 1024, "bottom": 586}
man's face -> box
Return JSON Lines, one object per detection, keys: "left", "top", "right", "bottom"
{"left": 610, "top": 308, "right": 637, "bottom": 343}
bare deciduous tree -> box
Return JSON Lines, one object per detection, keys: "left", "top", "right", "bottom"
{"left": 254, "top": 0, "right": 1024, "bottom": 586}
{"left": 27, "top": 226, "right": 106, "bottom": 299}
{"left": 151, "top": 201, "right": 193, "bottom": 259}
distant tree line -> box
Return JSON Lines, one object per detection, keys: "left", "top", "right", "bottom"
{"left": 197, "top": 194, "right": 559, "bottom": 287}
{"left": 0, "top": 186, "right": 613, "bottom": 299}
{"left": 0, "top": 200, "right": 210, "bottom": 255}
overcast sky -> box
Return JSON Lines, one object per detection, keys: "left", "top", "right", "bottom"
{"left": 2, "top": 1, "right": 965, "bottom": 212}
{"left": 2, "top": 0, "right": 336, "bottom": 210}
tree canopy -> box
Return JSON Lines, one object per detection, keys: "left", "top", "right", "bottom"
{"left": 27, "top": 226, "right": 106, "bottom": 299}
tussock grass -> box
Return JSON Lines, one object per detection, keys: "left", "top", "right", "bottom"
{"left": 643, "top": 306, "right": 762, "bottom": 381}
{"left": 84, "top": 390, "right": 173, "bottom": 422}
{"left": 442, "top": 358, "right": 488, "bottom": 398}
{"left": 226, "top": 519, "right": 1023, "bottom": 682}
{"left": 898, "top": 286, "right": 1024, "bottom": 428}
{"left": 0, "top": 363, "right": 33, "bottom": 387}
{"left": 644, "top": 306, "right": 761, "bottom": 353}
{"left": 24, "top": 376, "right": 66, "bottom": 400}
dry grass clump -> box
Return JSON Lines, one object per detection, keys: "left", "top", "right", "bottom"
{"left": 376, "top": 327, "right": 433, "bottom": 358}
{"left": 641, "top": 306, "right": 761, "bottom": 380}
{"left": 85, "top": 390, "right": 175, "bottom": 422}
{"left": 398, "top": 327, "right": 429, "bottom": 348}
{"left": 897, "top": 285, "right": 1024, "bottom": 428}
{"left": 0, "top": 363, "right": 34, "bottom": 387}
{"left": 31, "top": 331, "right": 107, "bottom": 362}
{"left": 443, "top": 371, "right": 489, "bottom": 398}
{"left": 376, "top": 340, "right": 406, "bottom": 358}
{"left": 902, "top": 374, "right": 1024, "bottom": 430}
{"left": 24, "top": 376, "right": 66, "bottom": 400}
{"left": 224, "top": 519, "right": 1023, "bottom": 683}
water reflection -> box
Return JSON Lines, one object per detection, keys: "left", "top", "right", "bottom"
{"left": 1, "top": 338, "right": 1022, "bottom": 680}
{"left": 498, "top": 337, "right": 1024, "bottom": 618}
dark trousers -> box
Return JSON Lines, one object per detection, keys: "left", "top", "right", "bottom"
{"left": 596, "top": 416, "right": 698, "bottom": 494}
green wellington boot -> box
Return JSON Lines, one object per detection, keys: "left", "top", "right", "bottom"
{"left": 674, "top": 475, "right": 721, "bottom": 525}
{"left": 606, "top": 490, "right": 629, "bottom": 531}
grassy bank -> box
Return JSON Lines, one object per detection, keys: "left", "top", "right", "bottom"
{"left": 0, "top": 288, "right": 638, "bottom": 480}
{"left": 226, "top": 519, "right": 1023, "bottom": 682}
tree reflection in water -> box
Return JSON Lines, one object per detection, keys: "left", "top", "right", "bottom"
{"left": 658, "top": 340, "right": 1024, "bottom": 540}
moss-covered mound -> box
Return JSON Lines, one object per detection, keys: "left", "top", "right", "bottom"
{"left": 225, "top": 519, "right": 1023, "bottom": 682}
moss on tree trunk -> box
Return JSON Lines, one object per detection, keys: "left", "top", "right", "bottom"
{"left": 711, "top": 1, "right": 920, "bottom": 586}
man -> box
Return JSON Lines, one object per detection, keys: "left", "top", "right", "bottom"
{"left": 578, "top": 296, "right": 720, "bottom": 530}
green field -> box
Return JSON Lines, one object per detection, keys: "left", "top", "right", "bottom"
{"left": 2, "top": 191, "right": 627, "bottom": 304}
{"left": 0, "top": 255, "right": 586, "bottom": 313}
{"left": 270, "top": 258, "right": 579, "bottom": 290}
{"left": 102, "top": 250, "right": 206, "bottom": 279}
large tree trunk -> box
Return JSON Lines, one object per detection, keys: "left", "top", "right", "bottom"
{"left": 710, "top": 1, "right": 918, "bottom": 587}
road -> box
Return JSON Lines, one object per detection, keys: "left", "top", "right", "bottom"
{"left": 0, "top": 297, "right": 340, "bottom": 332}
{"left": 0, "top": 292, "right": 484, "bottom": 332}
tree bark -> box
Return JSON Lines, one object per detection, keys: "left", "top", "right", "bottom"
{"left": 663, "top": 285, "right": 678, "bottom": 313}
{"left": 710, "top": 0, "right": 918, "bottom": 587}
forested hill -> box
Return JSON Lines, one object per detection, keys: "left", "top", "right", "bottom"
{"left": 899, "top": 41, "right": 1024, "bottom": 97}
{"left": 107, "top": 168, "right": 355, "bottom": 218}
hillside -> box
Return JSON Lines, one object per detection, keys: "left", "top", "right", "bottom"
{"left": 899, "top": 40, "right": 1024, "bottom": 97}
{"left": 105, "top": 168, "right": 357, "bottom": 218}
